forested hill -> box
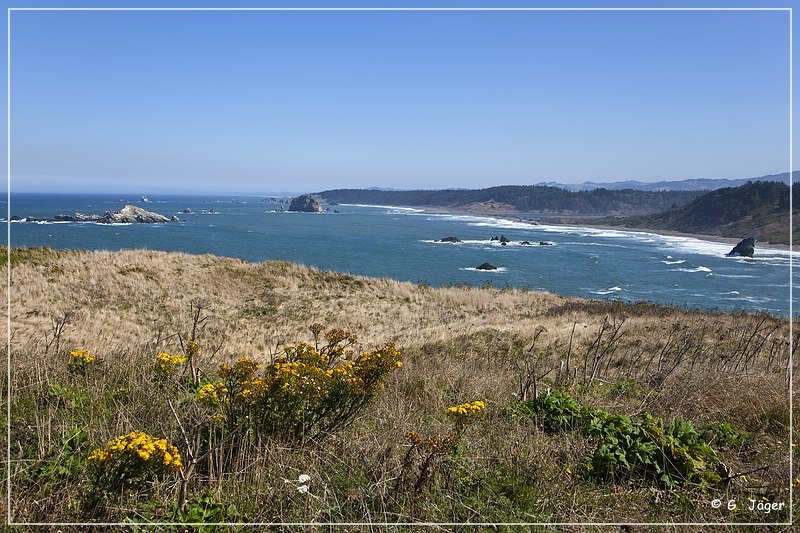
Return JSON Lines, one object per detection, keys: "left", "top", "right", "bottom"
{"left": 586, "top": 181, "right": 798, "bottom": 245}
{"left": 316, "top": 186, "right": 704, "bottom": 215}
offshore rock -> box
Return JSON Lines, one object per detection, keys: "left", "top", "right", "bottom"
{"left": 726, "top": 238, "right": 755, "bottom": 258}
{"left": 288, "top": 194, "right": 323, "bottom": 213}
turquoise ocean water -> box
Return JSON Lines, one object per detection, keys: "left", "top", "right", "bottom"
{"left": 5, "top": 193, "right": 797, "bottom": 316}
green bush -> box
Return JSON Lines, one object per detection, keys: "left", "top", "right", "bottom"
{"left": 506, "top": 389, "right": 584, "bottom": 432}
{"left": 509, "top": 389, "right": 722, "bottom": 489}
{"left": 698, "top": 422, "right": 745, "bottom": 448}
{"left": 583, "top": 412, "right": 720, "bottom": 488}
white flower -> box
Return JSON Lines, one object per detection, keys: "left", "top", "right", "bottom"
{"left": 297, "top": 474, "right": 311, "bottom": 483}
{"left": 297, "top": 484, "right": 309, "bottom": 494}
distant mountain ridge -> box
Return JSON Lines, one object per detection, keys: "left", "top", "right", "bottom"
{"left": 535, "top": 172, "right": 798, "bottom": 192}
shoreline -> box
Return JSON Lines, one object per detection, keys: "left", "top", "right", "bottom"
{"left": 344, "top": 203, "right": 792, "bottom": 252}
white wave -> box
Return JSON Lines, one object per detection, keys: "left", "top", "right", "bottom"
{"left": 533, "top": 222, "right": 800, "bottom": 260}
{"left": 728, "top": 295, "right": 775, "bottom": 304}
{"left": 721, "top": 291, "right": 741, "bottom": 295}
{"left": 713, "top": 273, "right": 757, "bottom": 278}
{"left": 661, "top": 259, "right": 685, "bottom": 265}
{"left": 465, "top": 239, "right": 542, "bottom": 247}
{"left": 589, "top": 286, "right": 623, "bottom": 295}
{"left": 469, "top": 219, "right": 537, "bottom": 229}
{"left": 672, "top": 266, "right": 712, "bottom": 273}
{"left": 460, "top": 266, "right": 508, "bottom": 272}
{"left": 341, "top": 203, "right": 425, "bottom": 212}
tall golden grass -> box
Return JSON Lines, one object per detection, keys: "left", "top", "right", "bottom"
{"left": 1, "top": 247, "right": 795, "bottom": 526}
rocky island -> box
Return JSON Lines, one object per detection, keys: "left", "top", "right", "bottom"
{"left": 21, "top": 205, "right": 177, "bottom": 224}
{"left": 288, "top": 194, "right": 323, "bottom": 213}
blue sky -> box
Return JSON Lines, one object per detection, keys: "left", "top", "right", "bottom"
{"left": 2, "top": 1, "right": 796, "bottom": 194}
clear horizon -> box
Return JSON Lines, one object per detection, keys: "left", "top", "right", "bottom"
{"left": 3, "top": 1, "right": 796, "bottom": 194}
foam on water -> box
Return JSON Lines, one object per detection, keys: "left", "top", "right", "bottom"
{"left": 344, "top": 204, "right": 425, "bottom": 213}
{"left": 460, "top": 266, "right": 508, "bottom": 273}
{"left": 589, "top": 286, "right": 623, "bottom": 295}
{"left": 672, "top": 266, "right": 712, "bottom": 273}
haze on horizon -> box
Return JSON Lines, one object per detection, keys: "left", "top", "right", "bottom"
{"left": 6, "top": 7, "right": 793, "bottom": 194}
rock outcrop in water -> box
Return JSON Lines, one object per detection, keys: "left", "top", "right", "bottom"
{"left": 499, "top": 235, "right": 511, "bottom": 243}
{"left": 436, "top": 236, "right": 461, "bottom": 243}
{"left": 726, "top": 237, "right": 755, "bottom": 258}
{"left": 28, "top": 205, "right": 175, "bottom": 224}
{"left": 288, "top": 195, "right": 323, "bottom": 213}
{"left": 476, "top": 262, "right": 498, "bottom": 270}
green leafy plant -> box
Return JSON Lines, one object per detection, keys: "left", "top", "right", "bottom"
{"left": 506, "top": 389, "right": 584, "bottom": 432}
{"left": 172, "top": 493, "right": 244, "bottom": 524}
{"left": 509, "top": 389, "right": 722, "bottom": 489}
{"left": 582, "top": 411, "right": 720, "bottom": 488}
{"left": 698, "top": 422, "right": 746, "bottom": 448}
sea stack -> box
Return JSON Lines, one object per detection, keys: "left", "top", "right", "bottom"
{"left": 288, "top": 194, "right": 323, "bottom": 213}
{"left": 476, "top": 262, "right": 498, "bottom": 270}
{"left": 437, "top": 236, "right": 461, "bottom": 243}
{"left": 726, "top": 238, "right": 755, "bottom": 258}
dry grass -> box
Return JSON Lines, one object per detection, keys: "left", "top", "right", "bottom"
{"left": 1, "top": 247, "right": 796, "bottom": 528}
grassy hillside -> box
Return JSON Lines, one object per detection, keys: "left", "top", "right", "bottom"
{"left": 582, "top": 181, "right": 798, "bottom": 245}
{"left": 3, "top": 247, "right": 796, "bottom": 526}
{"left": 317, "top": 186, "right": 704, "bottom": 216}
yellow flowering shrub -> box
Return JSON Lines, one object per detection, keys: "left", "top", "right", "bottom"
{"left": 197, "top": 382, "right": 228, "bottom": 407}
{"left": 68, "top": 349, "right": 95, "bottom": 373}
{"left": 87, "top": 430, "right": 182, "bottom": 488}
{"left": 405, "top": 431, "right": 460, "bottom": 456}
{"left": 198, "top": 327, "right": 403, "bottom": 442}
{"left": 397, "top": 402, "right": 485, "bottom": 498}
{"left": 152, "top": 352, "right": 187, "bottom": 378}
{"left": 187, "top": 340, "right": 201, "bottom": 356}
{"left": 447, "top": 400, "right": 486, "bottom": 429}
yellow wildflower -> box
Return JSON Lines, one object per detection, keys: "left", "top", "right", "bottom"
{"left": 187, "top": 340, "right": 201, "bottom": 356}
{"left": 87, "top": 430, "right": 182, "bottom": 479}
{"left": 152, "top": 352, "right": 187, "bottom": 377}
{"left": 447, "top": 400, "right": 486, "bottom": 427}
{"left": 68, "top": 349, "right": 96, "bottom": 372}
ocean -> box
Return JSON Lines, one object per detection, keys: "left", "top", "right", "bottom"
{"left": 5, "top": 193, "right": 797, "bottom": 316}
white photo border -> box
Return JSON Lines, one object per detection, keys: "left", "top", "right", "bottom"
{"left": 5, "top": 5, "right": 794, "bottom": 528}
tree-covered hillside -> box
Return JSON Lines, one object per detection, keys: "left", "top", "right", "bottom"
{"left": 588, "top": 181, "right": 797, "bottom": 245}
{"left": 317, "top": 186, "right": 704, "bottom": 216}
